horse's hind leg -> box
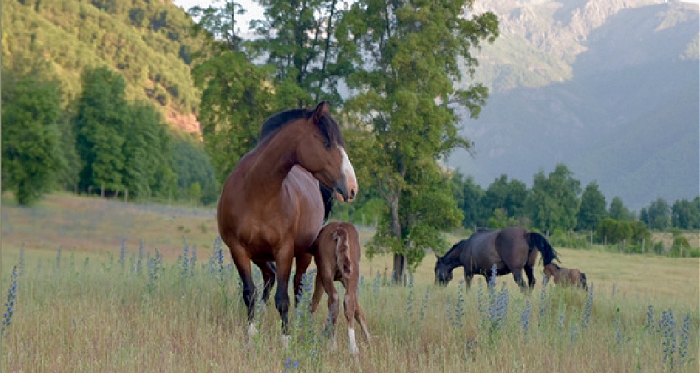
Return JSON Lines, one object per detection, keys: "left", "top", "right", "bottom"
{"left": 254, "top": 260, "right": 276, "bottom": 303}
{"left": 524, "top": 264, "right": 536, "bottom": 290}
{"left": 511, "top": 268, "right": 528, "bottom": 292}
{"left": 354, "top": 299, "right": 371, "bottom": 343}
{"left": 343, "top": 292, "right": 360, "bottom": 356}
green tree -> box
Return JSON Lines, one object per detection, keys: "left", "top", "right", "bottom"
{"left": 74, "top": 67, "right": 129, "bottom": 194}
{"left": 452, "top": 172, "right": 485, "bottom": 229}
{"left": 482, "top": 174, "right": 528, "bottom": 224}
{"left": 576, "top": 181, "right": 607, "bottom": 231}
{"left": 525, "top": 164, "right": 581, "bottom": 233}
{"left": 671, "top": 197, "right": 700, "bottom": 229}
{"left": 343, "top": 0, "right": 498, "bottom": 283}
{"left": 644, "top": 198, "right": 671, "bottom": 230}
{"left": 609, "top": 196, "right": 634, "bottom": 221}
{"left": 253, "top": 0, "right": 351, "bottom": 104}
{"left": 171, "top": 135, "right": 219, "bottom": 205}
{"left": 1, "top": 70, "right": 66, "bottom": 205}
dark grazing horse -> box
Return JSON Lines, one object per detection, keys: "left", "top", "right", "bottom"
{"left": 309, "top": 221, "right": 370, "bottom": 358}
{"left": 434, "top": 226, "right": 559, "bottom": 292}
{"left": 217, "top": 101, "right": 358, "bottom": 346}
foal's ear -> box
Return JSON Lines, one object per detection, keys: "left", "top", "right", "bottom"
{"left": 312, "top": 101, "right": 330, "bottom": 124}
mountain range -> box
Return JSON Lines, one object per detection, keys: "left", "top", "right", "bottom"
{"left": 447, "top": 0, "right": 699, "bottom": 211}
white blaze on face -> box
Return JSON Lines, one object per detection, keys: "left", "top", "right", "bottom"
{"left": 339, "top": 147, "right": 358, "bottom": 201}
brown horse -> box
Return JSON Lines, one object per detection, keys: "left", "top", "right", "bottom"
{"left": 217, "top": 101, "right": 358, "bottom": 346}
{"left": 434, "top": 227, "right": 559, "bottom": 292}
{"left": 543, "top": 263, "right": 588, "bottom": 291}
{"left": 309, "top": 221, "right": 370, "bottom": 358}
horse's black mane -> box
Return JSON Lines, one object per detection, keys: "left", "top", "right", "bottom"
{"left": 259, "top": 106, "right": 345, "bottom": 148}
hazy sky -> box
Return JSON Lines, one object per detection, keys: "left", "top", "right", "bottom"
{"left": 172, "top": 0, "right": 263, "bottom": 33}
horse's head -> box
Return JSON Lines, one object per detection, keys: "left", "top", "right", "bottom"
{"left": 434, "top": 253, "right": 453, "bottom": 286}
{"left": 297, "top": 101, "right": 358, "bottom": 202}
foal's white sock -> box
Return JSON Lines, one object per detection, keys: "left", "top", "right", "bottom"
{"left": 348, "top": 328, "right": 359, "bottom": 355}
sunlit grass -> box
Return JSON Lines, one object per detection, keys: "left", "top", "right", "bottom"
{"left": 1, "top": 194, "right": 698, "bottom": 372}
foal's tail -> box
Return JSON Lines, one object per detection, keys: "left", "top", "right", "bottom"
{"left": 333, "top": 227, "right": 354, "bottom": 280}
{"left": 527, "top": 232, "right": 559, "bottom": 266}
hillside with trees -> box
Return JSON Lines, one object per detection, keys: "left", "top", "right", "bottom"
{"left": 2, "top": 0, "right": 203, "bottom": 133}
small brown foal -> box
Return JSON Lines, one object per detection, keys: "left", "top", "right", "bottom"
{"left": 309, "top": 221, "right": 370, "bottom": 357}
{"left": 543, "top": 263, "right": 588, "bottom": 291}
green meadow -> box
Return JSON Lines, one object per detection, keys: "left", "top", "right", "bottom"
{"left": 1, "top": 194, "right": 698, "bottom": 372}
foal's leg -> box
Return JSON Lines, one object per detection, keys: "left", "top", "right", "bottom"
{"left": 343, "top": 290, "right": 360, "bottom": 356}
{"left": 324, "top": 280, "right": 340, "bottom": 350}
{"left": 254, "top": 260, "right": 276, "bottom": 303}
{"left": 354, "top": 299, "right": 371, "bottom": 343}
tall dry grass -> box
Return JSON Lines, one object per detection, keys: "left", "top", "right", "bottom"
{"left": 1, "top": 194, "right": 698, "bottom": 372}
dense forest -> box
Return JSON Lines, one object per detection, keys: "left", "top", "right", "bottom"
{"left": 2, "top": 0, "right": 698, "bottom": 282}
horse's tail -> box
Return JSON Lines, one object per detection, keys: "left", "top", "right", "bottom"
{"left": 580, "top": 272, "right": 588, "bottom": 291}
{"left": 528, "top": 232, "right": 559, "bottom": 266}
{"left": 334, "top": 226, "right": 353, "bottom": 279}
{"left": 320, "top": 184, "right": 334, "bottom": 222}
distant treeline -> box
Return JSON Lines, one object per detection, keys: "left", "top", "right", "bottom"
{"left": 1, "top": 65, "right": 218, "bottom": 206}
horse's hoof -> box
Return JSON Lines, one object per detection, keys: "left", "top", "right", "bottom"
{"left": 281, "top": 334, "right": 291, "bottom": 349}
{"left": 248, "top": 323, "right": 258, "bottom": 337}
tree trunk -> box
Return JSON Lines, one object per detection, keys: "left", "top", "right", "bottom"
{"left": 389, "top": 194, "right": 406, "bottom": 285}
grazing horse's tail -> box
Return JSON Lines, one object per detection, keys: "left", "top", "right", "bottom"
{"left": 334, "top": 227, "right": 354, "bottom": 279}
{"left": 320, "top": 184, "right": 334, "bottom": 222}
{"left": 580, "top": 273, "right": 588, "bottom": 291}
{"left": 527, "top": 232, "right": 559, "bottom": 265}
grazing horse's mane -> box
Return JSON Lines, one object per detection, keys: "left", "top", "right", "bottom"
{"left": 440, "top": 239, "right": 468, "bottom": 266}
{"left": 259, "top": 106, "right": 346, "bottom": 148}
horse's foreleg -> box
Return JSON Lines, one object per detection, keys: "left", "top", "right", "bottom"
{"left": 274, "top": 250, "right": 294, "bottom": 346}
{"left": 293, "top": 253, "right": 313, "bottom": 307}
{"left": 254, "top": 261, "right": 276, "bottom": 303}
{"left": 231, "top": 250, "right": 257, "bottom": 344}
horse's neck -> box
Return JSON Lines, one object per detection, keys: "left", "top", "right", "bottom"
{"left": 443, "top": 245, "right": 464, "bottom": 270}
{"left": 246, "top": 123, "right": 303, "bottom": 198}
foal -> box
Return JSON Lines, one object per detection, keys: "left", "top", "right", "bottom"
{"left": 309, "top": 222, "right": 370, "bottom": 357}
{"left": 543, "top": 263, "right": 588, "bottom": 291}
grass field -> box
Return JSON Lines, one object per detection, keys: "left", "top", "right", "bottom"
{"left": 1, "top": 194, "right": 698, "bottom": 372}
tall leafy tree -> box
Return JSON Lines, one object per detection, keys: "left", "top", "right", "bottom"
{"left": 171, "top": 135, "right": 219, "bottom": 205}
{"left": 609, "top": 196, "right": 634, "bottom": 221}
{"left": 253, "top": 0, "right": 351, "bottom": 104}
{"left": 576, "top": 181, "right": 607, "bottom": 231}
{"left": 343, "top": 0, "right": 498, "bottom": 283}
{"left": 189, "top": 2, "right": 282, "bottom": 182}
{"left": 482, "top": 174, "right": 528, "bottom": 224}
{"left": 1, "top": 69, "right": 66, "bottom": 205}
{"left": 452, "top": 172, "right": 485, "bottom": 229}
{"left": 525, "top": 164, "right": 581, "bottom": 233}
{"left": 74, "top": 67, "right": 129, "bottom": 194}
{"left": 644, "top": 197, "right": 671, "bottom": 230}
{"left": 671, "top": 197, "right": 700, "bottom": 230}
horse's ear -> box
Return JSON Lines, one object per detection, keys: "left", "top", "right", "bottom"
{"left": 312, "top": 101, "right": 330, "bottom": 124}
{"left": 434, "top": 253, "right": 440, "bottom": 260}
